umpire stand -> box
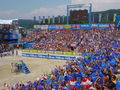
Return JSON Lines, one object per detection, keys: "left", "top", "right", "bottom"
{"left": 66, "top": 3, "right": 92, "bottom": 30}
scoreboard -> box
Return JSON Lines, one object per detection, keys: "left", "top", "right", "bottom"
{"left": 70, "top": 9, "right": 88, "bottom": 23}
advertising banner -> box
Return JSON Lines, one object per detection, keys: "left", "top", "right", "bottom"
{"left": 59, "top": 25, "right": 64, "bottom": 29}
{"left": 91, "top": 24, "right": 99, "bottom": 29}
{"left": 34, "top": 25, "right": 41, "bottom": 29}
{"left": 48, "top": 25, "right": 56, "bottom": 29}
{"left": 99, "top": 24, "right": 109, "bottom": 29}
{"left": 80, "top": 24, "right": 90, "bottom": 29}
{"left": 71, "top": 24, "right": 81, "bottom": 30}
{"left": 41, "top": 25, "right": 48, "bottom": 29}
{"left": 64, "top": 25, "right": 71, "bottom": 29}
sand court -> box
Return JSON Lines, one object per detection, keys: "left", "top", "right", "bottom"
{"left": 0, "top": 55, "right": 66, "bottom": 89}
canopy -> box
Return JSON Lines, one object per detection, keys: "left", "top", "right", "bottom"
{"left": 0, "top": 19, "right": 18, "bottom": 24}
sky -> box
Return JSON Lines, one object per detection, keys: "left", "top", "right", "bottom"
{"left": 0, "top": 0, "right": 120, "bottom": 19}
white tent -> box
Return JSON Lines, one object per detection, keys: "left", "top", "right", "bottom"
{"left": 0, "top": 19, "right": 18, "bottom": 24}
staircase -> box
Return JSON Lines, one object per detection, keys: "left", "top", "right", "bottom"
{"left": 20, "top": 60, "right": 30, "bottom": 74}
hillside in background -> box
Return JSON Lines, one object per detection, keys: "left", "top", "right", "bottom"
{"left": 18, "top": 9, "right": 120, "bottom": 29}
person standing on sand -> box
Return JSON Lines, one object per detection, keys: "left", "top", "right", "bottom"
{"left": 11, "top": 63, "right": 14, "bottom": 73}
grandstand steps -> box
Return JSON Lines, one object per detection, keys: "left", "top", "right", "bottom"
{"left": 20, "top": 60, "right": 30, "bottom": 74}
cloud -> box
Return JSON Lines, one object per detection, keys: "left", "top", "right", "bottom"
{"left": 0, "top": 10, "right": 18, "bottom": 19}
{"left": 23, "top": 0, "right": 120, "bottom": 19}
{"left": 72, "top": 0, "right": 120, "bottom": 11}
{"left": 23, "top": 4, "right": 67, "bottom": 18}
{"left": 0, "top": 10, "right": 16, "bottom": 16}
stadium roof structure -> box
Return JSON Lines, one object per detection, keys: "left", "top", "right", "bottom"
{"left": 0, "top": 19, "right": 18, "bottom": 24}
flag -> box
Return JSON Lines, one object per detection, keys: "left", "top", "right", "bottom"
{"left": 42, "top": 16, "right": 45, "bottom": 24}
{"left": 106, "top": 14, "right": 109, "bottom": 22}
{"left": 58, "top": 15, "right": 61, "bottom": 24}
{"left": 113, "top": 13, "right": 117, "bottom": 22}
{"left": 92, "top": 14, "right": 95, "bottom": 23}
{"left": 39, "top": 16, "right": 42, "bottom": 24}
{"left": 62, "top": 15, "right": 65, "bottom": 23}
{"left": 48, "top": 16, "right": 51, "bottom": 24}
{"left": 98, "top": 13, "right": 102, "bottom": 23}
{"left": 52, "top": 16, "right": 55, "bottom": 24}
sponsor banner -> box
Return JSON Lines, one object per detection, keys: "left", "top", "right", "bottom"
{"left": 59, "top": 25, "right": 64, "bottom": 29}
{"left": 71, "top": 24, "right": 81, "bottom": 30}
{"left": 22, "top": 53, "right": 79, "bottom": 60}
{"left": 63, "top": 52, "right": 73, "bottom": 55}
{"left": 34, "top": 25, "right": 41, "bottom": 29}
{"left": 42, "top": 55, "right": 48, "bottom": 58}
{"left": 55, "top": 25, "right": 64, "bottom": 30}
{"left": 38, "top": 54, "right": 42, "bottom": 58}
{"left": 56, "top": 25, "right": 60, "bottom": 30}
{"left": 70, "top": 57, "right": 76, "bottom": 60}
{"left": 49, "top": 55, "right": 57, "bottom": 59}
{"left": 54, "top": 51, "right": 63, "bottom": 54}
{"left": 41, "top": 25, "right": 48, "bottom": 29}
{"left": 45, "top": 51, "right": 54, "bottom": 54}
{"left": 99, "top": 24, "right": 109, "bottom": 29}
{"left": 64, "top": 25, "right": 71, "bottom": 29}
{"left": 91, "top": 24, "right": 99, "bottom": 29}
{"left": 73, "top": 52, "right": 82, "bottom": 56}
{"left": 48, "top": 25, "right": 56, "bottom": 29}
{"left": 80, "top": 24, "right": 90, "bottom": 29}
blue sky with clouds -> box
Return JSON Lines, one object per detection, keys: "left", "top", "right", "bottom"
{"left": 0, "top": 0, "right": 120, "bottom": 19}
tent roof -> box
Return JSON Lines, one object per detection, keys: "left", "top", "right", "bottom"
{"left": 0, "top": 19, "right": 18, "bottom": 24}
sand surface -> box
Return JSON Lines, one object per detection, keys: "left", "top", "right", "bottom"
{"left": 0, "top": 55, "right": 66, "bottom": 89}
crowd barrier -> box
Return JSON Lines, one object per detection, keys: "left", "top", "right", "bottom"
{"left": 22, "top": 53, "right": 81, "bottom": 60}
{"left": 22, "top": 49, "right": 82, "bottom": 56}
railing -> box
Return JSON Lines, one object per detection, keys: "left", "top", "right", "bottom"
{"left": 22, "top": 49, "right": 82, "bottom": 56}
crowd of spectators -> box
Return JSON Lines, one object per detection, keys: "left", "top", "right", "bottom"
{"left": 22, "top": 29, "right": 120, "bottom": 53}
{"left": 0, "top": 41, "right": 10, "bottom": 53}
{"left": 10, "top": 48, "right": 120, "bottom": 89}
{"left": 6, "top": 29, "right": 119, "bottom": 90}
{"left": 0, "top": 41, "right": 13, "bottom": 57}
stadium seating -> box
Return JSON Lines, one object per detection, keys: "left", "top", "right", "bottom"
{"left": 9, "top": 29, "right": 120, "bottom": 90}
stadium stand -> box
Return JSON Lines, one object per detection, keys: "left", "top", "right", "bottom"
{"left": 9, "top": 29, "right": 120, "bottom": 90}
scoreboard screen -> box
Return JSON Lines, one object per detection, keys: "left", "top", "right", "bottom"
{"left": 70, "top": 9, "right": 88, "bottom": 23}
